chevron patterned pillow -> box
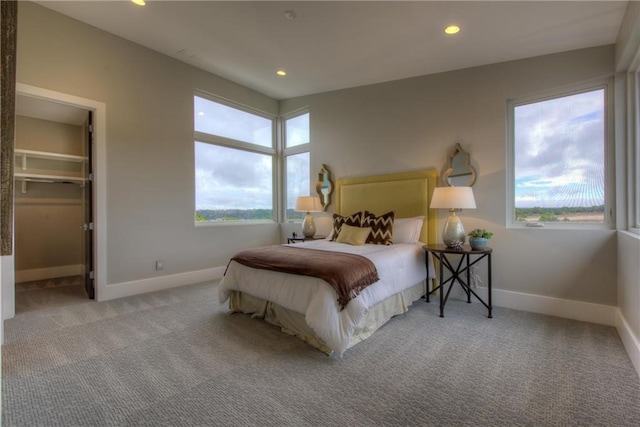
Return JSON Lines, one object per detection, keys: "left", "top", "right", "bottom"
{"left": 363, "top": 210, "right": 395, "bottom": 245}
{"left": 330, "top": 211, "right": 363, "bottom": 241}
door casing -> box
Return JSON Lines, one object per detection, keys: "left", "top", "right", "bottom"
{"left": 3, "top": 83, "right": 107, "bottom": 320}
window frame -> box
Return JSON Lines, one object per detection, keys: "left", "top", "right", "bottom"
{"left": 635, "top": 72, "right": 640, "bottom": 232}
{"left": 281, "top": 108, "right": 311, "bottom": 223}
{"left": 506, "top": 79, "right": 614, "bottom": 230}
{"left": 194, "top": 91, "right": 278, "bottom": 226}
{"left": 629, "top": 69, "right": 640, "bottom": 233}
{"left": 193, "top": 92, "right": 311, "bottom": 227}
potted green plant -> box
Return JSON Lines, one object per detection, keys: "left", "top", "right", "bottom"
{"left": 468, "top": 229, "right": 493, "bottom": 250}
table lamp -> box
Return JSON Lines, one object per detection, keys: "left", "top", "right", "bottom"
{"left": 430, "top": 186, "right": 476, "bottom": 247}
{"left": 295, "top": 196, "right": 323, "bottom": 238}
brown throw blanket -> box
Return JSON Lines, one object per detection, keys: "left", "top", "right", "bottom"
{"left": 228, "top": 245, "right": 379, "bottom": 310}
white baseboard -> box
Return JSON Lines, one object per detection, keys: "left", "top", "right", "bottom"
{"left": 492, "top": 288, "right": 618, "bottom": 326}
{"left": 15, "top": 264, "right": 84, "bottom": 283}
{"left": 450, "top": 286, "right": 618, "bottom": 326}
{"left": 617, "top": 310, "right": 640, "bottom": 377}
{"left": 105, "top": 269, "right": 617, "bottom": 325}
{"left": 100, "top": 266, "right": 226, "bottom": 301}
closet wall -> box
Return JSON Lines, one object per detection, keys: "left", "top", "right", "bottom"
{"left": 14, "top": 115, "right": 86, "bottom": 283}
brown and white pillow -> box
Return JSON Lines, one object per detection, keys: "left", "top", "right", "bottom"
{"left": 330, "top": 211, "right": 363, "bottom": 241}
{"left": 363, "top": 210, "right": 395, "bottom": 245}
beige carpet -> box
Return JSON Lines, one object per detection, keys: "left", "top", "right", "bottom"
{"left": 3, "top": 277, "right": 640, "bottom": 426}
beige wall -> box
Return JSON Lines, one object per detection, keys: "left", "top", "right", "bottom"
{"left": 615, "top": 1, "right": 640, "bottom": 368}
{"left": 14, "top": 116, "right": 84, "bottom": 275}
{"left": 17, "top": 2, "right": 280, "bottom": 286}
{"left": 618, "top": 232, "right": 640, "bottom": 334}
{"left": 282, "top": 45, "right": 617, "bottom": 306}
{"left": 16, "top": 2, "right": 623, "bottom": 309}
{"left": 15, "top": 115, "right": 83, "bottom": 155}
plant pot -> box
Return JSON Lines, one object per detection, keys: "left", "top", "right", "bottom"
{"left": 469, "top": 237, "right": 488, "bottom": 250}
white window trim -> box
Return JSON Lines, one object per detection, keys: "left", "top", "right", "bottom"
{"left": 506, "top": 78, "right": 614, "bottom": 230}
{"left": 193, "top": 92, "right": 278, "bottom": 225}
{"left": 193, "top": 92, "right": 311, "bottom": 226}
{"left": 281, "top": 108, "right": 310, "bottom": 223}
{"left": 627, "top": 58, "right": 640, "bottom": 234}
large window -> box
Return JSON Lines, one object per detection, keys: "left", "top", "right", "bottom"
{"left": 194, "top": 94, "right": 310, "bottom": 224}
{"left": 508, "top": 85, "right": 610, "bottom": 227}
{"left": 194, "top": 95, "right": 275, "bottom": 223}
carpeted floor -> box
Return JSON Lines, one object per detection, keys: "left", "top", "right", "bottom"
{"left": 2, "top": 277, "right": 640, "bottom": 426}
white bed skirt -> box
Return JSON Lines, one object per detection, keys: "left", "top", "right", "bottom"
{"left": 227, "top": 280, "right": 426, "bottom": 355}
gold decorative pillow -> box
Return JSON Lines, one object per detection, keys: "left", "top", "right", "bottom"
{"left": 331, "top": 211, "right": 363, "bottom": 241}
{"left": 335, "top": 224, "right": 372, "bottom": 246}
{"left": 363, "top": 210, "right": 395, "bottom": 245}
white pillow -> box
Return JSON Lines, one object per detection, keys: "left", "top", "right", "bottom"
{"left": 393, "top": 216, "right": 425, "bottom": 243}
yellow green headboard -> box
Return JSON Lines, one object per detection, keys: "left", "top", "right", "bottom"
{"left": 334, "top": 169, "right": 438, "bottom": 245}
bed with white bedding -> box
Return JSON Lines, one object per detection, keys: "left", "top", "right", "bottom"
{"left": 218, "top": 169, "right": 438, "bottom": 356}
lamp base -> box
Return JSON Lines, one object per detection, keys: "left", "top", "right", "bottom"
{"left": 442, "top": 211, "right": 466, "bottom": 247}
{"left": 302, "top": 213, "right": 316, "bottom": 238}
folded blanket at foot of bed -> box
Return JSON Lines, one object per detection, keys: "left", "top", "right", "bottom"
{"left": 229, "top": 245, "right": 379, "bottom": 310}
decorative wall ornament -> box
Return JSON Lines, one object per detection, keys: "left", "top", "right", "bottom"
{"left": 444, "top": 143, "right": 477, "bottom": 187}
{"left": 316, "top": 163, "right": 334, "bottom": 211}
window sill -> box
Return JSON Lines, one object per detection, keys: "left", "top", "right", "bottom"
{"left": 508, "top": 222, "right": 614, "bottom": 231}
{"left": 622, "top": 228, "right": 640, "bottom": 239}
{"left": 194, "top": 220, "right": 276, "bottom": 228}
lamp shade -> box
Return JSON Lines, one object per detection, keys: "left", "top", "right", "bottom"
{"left": 295, "top": 196, "right": 323, "bottom": 213}
{"left": 430, "top": 187, "right": 476, "bottom": 210}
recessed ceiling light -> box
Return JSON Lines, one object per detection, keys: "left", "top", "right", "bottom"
{"left": 444, "top": 25, "right": 460, "bottom": 35}
{"left": 276, "top": 70, "right": 287, "bottom": 77}
{"left": 198, "top": 111, "right": 205, "bottom": 116}
{"left": 284, "top": 10, "right": 297, "bottom": 20}
{"left": 131, "top": 0, "right": 146, "bottom": 6}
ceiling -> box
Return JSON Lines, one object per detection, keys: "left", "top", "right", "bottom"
{"left": 16, "top": 95, "right": 88, "bottom": 126}
{"left": 35, "top": 1, "right": 628, "bottom": 100}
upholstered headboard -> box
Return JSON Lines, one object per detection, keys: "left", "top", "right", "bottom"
{"left": 334, "top": 169, "right": 438, "bottom": 245}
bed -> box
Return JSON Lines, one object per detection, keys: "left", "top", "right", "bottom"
{"left": 218, "top": 169, "right": 438, "bottom": 356}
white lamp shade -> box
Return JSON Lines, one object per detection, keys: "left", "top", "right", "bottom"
{"left": 430, "top": 186, "right": 476, "bottom": 210}
{"left": 295, "top": 196, "right": 323, "bottom": 212}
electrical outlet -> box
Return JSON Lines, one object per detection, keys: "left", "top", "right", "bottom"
{"left": 155, "top": 260, "right": 164, "bottom": 271}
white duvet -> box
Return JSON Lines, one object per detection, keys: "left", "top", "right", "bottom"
{"left": 218, "top": 241, "right": 434, "bottom": 356}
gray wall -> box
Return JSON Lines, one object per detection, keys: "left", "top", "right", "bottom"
{"left": 615, "top": 1, "right": 640, "bottom": 359}
{"left": 282, "top": 45, "right": 617, "bottom": 306}
{"left": 16, "top": 2, "right": 622, "bottom": 308}
{"left": 17, "top": 2, "right": 281, "bottom": 285}
{"left": 14, "top": 116, "right": 84, "bottom": 274}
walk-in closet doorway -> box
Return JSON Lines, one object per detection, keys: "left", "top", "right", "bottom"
{"left": 3, "top": 84, "right": 107, "bottom": 320}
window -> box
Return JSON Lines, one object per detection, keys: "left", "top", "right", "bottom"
{"left": 635, "top": 72, "right": 640, "bottom": 231}
{"left": 193, "top": 95, "right": 310, "bottom": 224}
{"left": 283, "top": 111, "right": 310, "bottom": 221}
{"left": 194, "top": 96, "right": 272, "bottom": 147}
{"left": 194, "top": 95, "right": 275, "bottom": 223}
{"left": 508, "top": 85, "right": 610, "bottom": 227}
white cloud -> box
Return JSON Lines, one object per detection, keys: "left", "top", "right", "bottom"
{"left": 514, "top": 89, "right": 605, "bottom": 208}
{"left": 195, "top": 142, "right": 273, "bottom": 209}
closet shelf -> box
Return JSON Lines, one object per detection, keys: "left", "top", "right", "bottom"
{"left": 14, "top": 149, "right": 88, "bottom": 193}
{"left": 14, "top": 173, "right": 85, "bottom": 184}
{"left": 14, "top": 149, "right": 87, "bottom": 163}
